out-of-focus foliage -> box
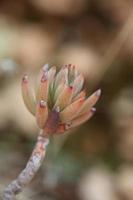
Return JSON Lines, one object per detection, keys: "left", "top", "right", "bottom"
{"left": 0, "top": 0, "right": 133, "bottom": 199}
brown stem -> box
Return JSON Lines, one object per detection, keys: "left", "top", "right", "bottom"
{"left": 2, "top": 131, "right": 49, "bottom": 200}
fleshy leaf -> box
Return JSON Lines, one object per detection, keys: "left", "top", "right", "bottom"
{"left": 70, "top": 108, "right": 96, "bottom": 128}
{"left": 79, "top": 89, "right": 101, "bottom": 115}
{"left": 73, "top": 90, "right": 86, "bottom": 101}
{"left": 60, "top": 97, "right": 85, "bottom": 123}
{"left": 72, "top": 74, "right": 84, "bottom": 97}
{"left": 21, "top": 64, "right": 101, "bottom": 134}
{"left": 47, "top": 66, "right": 56, "bottom": 84}
{"left": 21, "top": 75, "right": 36, "bottom": 115}
{"left": 54, "top": 66, "right": 68, "bottom": 88}
{"left": 55, "top": 85, "right": 73, "bottom": 110}
{"left": 54, "top": 82, "right": 65, "bottom": 101}
{"left": 36, "top": 72, "right": 48, "bottom": 102}
{"left": 36, "top": 100, "right": 48, "bottom": 129}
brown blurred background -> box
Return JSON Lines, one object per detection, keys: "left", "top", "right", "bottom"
{"left": 0, "top": 0, "right": 133, "bottom": 199}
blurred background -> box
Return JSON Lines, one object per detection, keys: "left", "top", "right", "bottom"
{"left": 0, "top": 0, "right": 133, "bottom": 199}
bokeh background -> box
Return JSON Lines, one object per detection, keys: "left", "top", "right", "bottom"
{"left": 0, "top": 0, "right": 133, "bottom": 199}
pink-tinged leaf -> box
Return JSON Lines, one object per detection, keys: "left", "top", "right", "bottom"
{"left": 60, "top": 97, "right": 85, "bottom": 123}
{"left": 36, "top": 100, "right": 48, "bottom": 129}
{"left": 68, "top": 64, "right": 74, "bottom": 74}
{"left": 55, "top": 85, "right": 73, "bottom": 110}
{"left": 73, "top": 66, "right": 79, "bottom": 78}
{"left": 38, "top": 64, "right": 49, "bottom": 83}
{"left": 21, "top": 75, "right": 36, "bottom": 115}
{"left": 79, "top": 89, "right": 101, "bottom": 115}
{"left": 73, "top": 90, "right": 86, "bottom": 101}
{"left": 54, "top": 82, "right": 65, "bottom": 101}
{"left": 36, "top": 73, "right": 48, "bottom": 102}
{"left": 70, "top": 108, "right": 96, "bottom": 128}
{"left": 68, "top": 64, "right": 79, "bottom": 79}
{"left": 47, "top": 66, "right": 56, "bottom": 84}
{"left": 72, "top": 74, "right": 84, "bottom": 97}
{"left": 54, "top": 66, "right": 68, "bottom": 88}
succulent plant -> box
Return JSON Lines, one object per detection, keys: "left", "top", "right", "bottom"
{"left": 22, "top": 64, "right": 101, "bottom": 135}
{"left": 3, "top": 64, "right": 101, "bottom": 200}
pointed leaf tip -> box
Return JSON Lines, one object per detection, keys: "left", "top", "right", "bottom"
{"left": 78, "top": 89, "right": 101, "bottom": 115}
{"left": 95, "top": 89, "right": 101, "bottom": 96}
{"left": 22, "top": 75, "right": 28, "bottom": 83}
{"left": 40, "top": 100, "right": 47, "bottom": 107}
{"left": 91, "top": 107, "right": 96, "bottom": 112}
{"left": 43, "top": 63, "right": 49, "bottom": 71}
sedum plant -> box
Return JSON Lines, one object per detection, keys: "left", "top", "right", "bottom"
{"left": 2, "top": 64, "right": 101, "bottom": 200}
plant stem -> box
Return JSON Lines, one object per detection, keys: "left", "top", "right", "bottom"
{"left": 2, "top": 131, "right": 49, "bottom": 200}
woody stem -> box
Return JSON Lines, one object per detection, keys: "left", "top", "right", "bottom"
{"left": 2, "top": 131, "right": 49, "bottom": 200}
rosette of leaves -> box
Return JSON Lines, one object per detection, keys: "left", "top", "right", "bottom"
{"left": 22, "top": 64, "right": 101, "bottom": 135}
